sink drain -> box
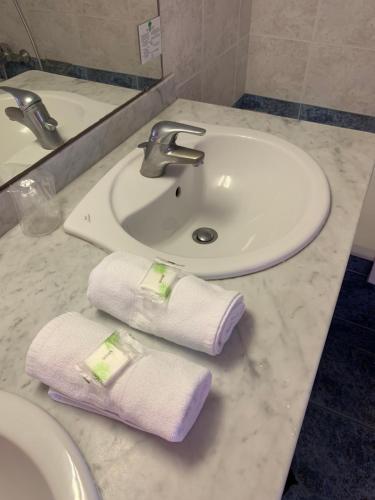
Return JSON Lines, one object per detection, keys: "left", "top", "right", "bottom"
{"left": 192, "top": 227, "right": 218, "bottom": 244}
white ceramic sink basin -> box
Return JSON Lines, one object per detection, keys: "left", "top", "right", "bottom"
{"left": 65, "top": 121, "right": 331, "bottom": 279}
{"left": 0, "top": 90, "right": 115, "bottom": 183}
{"left": 0, "top": 390, "right": 100, "bottom": 500}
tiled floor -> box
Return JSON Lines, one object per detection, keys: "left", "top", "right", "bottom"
{"left": 283, "top": 255, "right": 375, "bottom": 500}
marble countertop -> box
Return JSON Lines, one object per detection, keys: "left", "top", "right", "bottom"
{"left": 0, "top": 99, "right": 374, "bottom": 500}
{"left": 0, "top": 70, "right": 140, "bottom": 106}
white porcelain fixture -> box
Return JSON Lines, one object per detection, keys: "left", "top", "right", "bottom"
{"left": 64, "top": 121, "right": 331, "bottom": 279}
{"left": 0, "top": 90, "right": 115, "bottom": 182}
{"left": 0, "top": 390, "right": 100, "bottom": 500}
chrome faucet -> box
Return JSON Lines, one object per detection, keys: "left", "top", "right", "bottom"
{"left": 0, "top": 85, "right": 63, "bottom": 150}
{"left": 138, "top": 121, "right": 206, "bottom": 178}
{"left": 0, "top": 43, "right": 31, "bottom": 65}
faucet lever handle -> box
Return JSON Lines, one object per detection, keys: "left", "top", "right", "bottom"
{"left": 149, "top": 121, "right": 206, "bottom": 145}
{"left": 44, "top": 117, "right": 58, "bottom": 131}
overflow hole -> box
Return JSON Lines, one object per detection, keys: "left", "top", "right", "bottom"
{"left": 175, "top": 186, "right": 181, "bottom": 197}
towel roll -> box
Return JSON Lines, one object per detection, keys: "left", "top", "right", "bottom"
{"left": 87, "top": 252, "right": 245, "bottom": 355}
{"left": 26, "top": 312, "right": 212, "bottom": 442}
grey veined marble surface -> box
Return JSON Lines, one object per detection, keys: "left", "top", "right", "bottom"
{"left": 2, "top": 69, "right": 140, "bottom": 106}
{"left": 0, "top": 99, "right": 374, "bottom": 500}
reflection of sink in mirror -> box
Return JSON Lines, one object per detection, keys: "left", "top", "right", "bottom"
{"left": 0, "top": 390, "right": 100, "bottom": 500}
{"left": 1, "top": 0, "right": 162, "bottom": 186}
{"left": 65, "top": 121, "right": 331, "bottom": 279}
{"left": 0, "top": 90, "right": 116, "bottom": 183}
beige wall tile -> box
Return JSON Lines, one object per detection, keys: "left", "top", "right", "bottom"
{"left": 239, "top": 0, "right": 253, "bottom": 38}
{"left": 126, "top": 0, "right": 158, "bottom": 24}
{"left": 203, "top": 47, "right": 237, "bottom": 106}
{"left": 17, "top": 0, "right": 161, "bottom": 78}
{"left": 250, "top": 0, "right": 319, "bottom": 40}
{"left": 234, "top": 35, "right": 250, "bottom": 102}
{"left": 160, "top": 0, "right": 203, "bottom": 85}
{"left": 304, "top": 44, "right": 375, "bottom": 116}
{"left": 23, "top": 9, "right": 81, "bottom": 65}
{"left": 78, "top": 15, "right": 136, "bottom": 71}
{"left": 19, "top": 0, "right": 77, "bottom": 13}
{"left": 0, "top": 0, "right": 35, "bottom": 54}
{"left": 245, "top": 35, "right": 309, "bottom": 101}
{"left": 246, "top": 0, "right": 375, "bottom": 114}
{"left": 354, "top": 174, "right": 375, "bottom": 260}
{"left": 315, "top": 0, "right": 375, "bottom": 49}
{"left": 176, "top": 73, "right": 203, "bottom": 101}
{"left": 75, "top": 0, "right": 125, "bottom": 17}
{"left": 204, "top": 0, "right": 241, "bottom": 61}
{"left": 160, "top": 0, "right": 251, "bottom": 105}
{"left": 78, "top": 15, "right": 161, "bottom": 78}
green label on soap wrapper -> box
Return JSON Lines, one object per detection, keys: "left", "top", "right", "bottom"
{"left": 140, "top": 262, "right": 179, "bottom": 300}
{"left": 85, "top": 331, "right": 130, "bottom": 385}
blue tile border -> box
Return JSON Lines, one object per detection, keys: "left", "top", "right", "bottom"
{"left": 4, "top": 58, "right": 158, "bottom": 92}
{"left": 234, "top": 94, "right": 375, "bottom": 134}
{"left": 234, "top": 94, "right": 300, "bottom": 119}
{"left": 300, "top": 104, "right": 375, "bottom": 134}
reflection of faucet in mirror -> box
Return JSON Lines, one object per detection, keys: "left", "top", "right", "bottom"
{"left": 0, "top": 42, "right": 31, "bottom": 66}
{"left": 0, "top": 86, "right": 63, "bottom": 150}
{"left": 138, "top": 121, "right": 207, "bottom": 178}
{"left": 0, "top": 0, "right": 163, "bottom": 188}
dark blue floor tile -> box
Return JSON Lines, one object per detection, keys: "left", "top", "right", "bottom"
{"left": 347, "top": 255, "right": 373, "bottom": 276}
{"left": 283, "top": 485, "right": 328, "bottom": 499}
{"left": 310, "top": 319, "right": 375, "bottom": 426}
{"left": 290, "top": 404, "right": 375, "bottom": 500}
{"left": 335, "top": 270, "right": 375, "bottom": 330}
{"left": 328, "top": 317, "right": 375, "bottom": 354}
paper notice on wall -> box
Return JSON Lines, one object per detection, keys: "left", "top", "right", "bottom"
{"left": 138, "top": 16, "right": 162, "bottom": 64}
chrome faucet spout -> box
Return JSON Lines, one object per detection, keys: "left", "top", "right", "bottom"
{"left": 139, "top": 121, "right": 206, "bottom": 178}
{"left": 0, "top": 85, "right": 41, "bottom": 111}
{"left": 0, "top": 85, "right": 63, "bottom": 150}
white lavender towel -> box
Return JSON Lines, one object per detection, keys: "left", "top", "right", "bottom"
{"left": 87, "top": 252, "right": 245, "bottom": 355}
{"left": 25, "top": 312, "right": 212, "bottom": 442}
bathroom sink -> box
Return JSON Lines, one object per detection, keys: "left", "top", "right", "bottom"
{"left": 0, "top": 90, "right": 115, "bottom": 182}
{"left": 64, "top": 121, "right": 331, "bottom": 279}
{"left": 0, "top": 390, "right": 100, "bottom": 500}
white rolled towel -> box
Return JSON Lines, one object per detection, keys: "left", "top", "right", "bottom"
{"left": 87, "top": 252, "right": 245, "bottom": 355}
{"left": 25, "top": 312, "right": 212, "bottom": 442}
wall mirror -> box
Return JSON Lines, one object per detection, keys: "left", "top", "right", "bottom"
{"left": 0, "top": 0, "right": 162, "bottom": 187}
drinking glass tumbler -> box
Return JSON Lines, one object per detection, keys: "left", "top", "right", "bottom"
{"left": 7, "top": 172, "right": 61, "bottom": 237}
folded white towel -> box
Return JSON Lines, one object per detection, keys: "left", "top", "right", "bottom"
{"left": 87, "top": 251, "right": 245, "bottom": 355}
{"left": 25, "top": 312, "right": 212, "bottom": 442}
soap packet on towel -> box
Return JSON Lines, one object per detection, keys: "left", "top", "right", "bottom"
{"left": 76, "top": 329, "right": 144, "bottom": 388}
{"left": 87, "top": 251, "right": 246, "bottom": 355}
{"left": 25, "top": 312, "right": 212, "bottom": 442}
